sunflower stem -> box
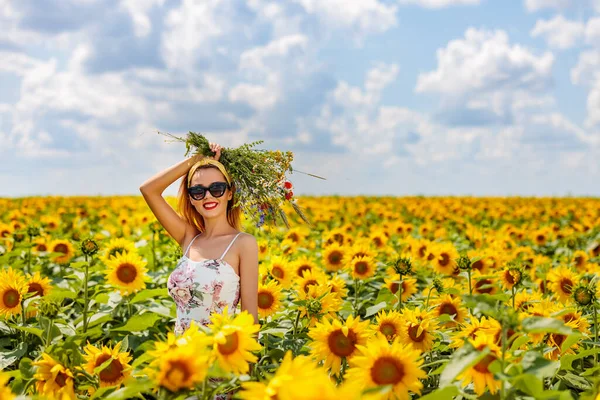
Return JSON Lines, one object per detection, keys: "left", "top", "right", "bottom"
{"left": 511, "top": 286, "right": 516, "bottom": 310}
{"left": 397, "top": 275, "right": 403, "bottom": 310}
{"left": 26, "top": 234, "right": 31, "bottom": 275}
{"left": 500, "top": 325, "right": 507, "bottom": 400}
{"left": 20, "top": 299, "right": 26, "bottom": 343}
{"left": 467, "top": 269, "right": 472, "bottom": 295}
{"left": 83, "top": 254, "right": 90, "bottom": 334}
{"left": 151, "top": 229, "right": 156, "bottom": 271}
{"left": 45, "top": 317, "right": 53, "bottom": 348}
{"left": 353, "top": 279, "right": 361, "bottom": 315}
{"left": 594, "top": 304, "right": 598, "bottom": 368}
{"left": 292, "top": 309, "right": 301, "bottom": 349}
{"left": 425, "top": 286, "right": 434, "bottom": 309}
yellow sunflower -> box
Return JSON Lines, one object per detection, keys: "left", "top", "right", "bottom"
{"left": 384, "top": 274, "right": 418, "bottom": 303}
{"left": 291, "top": 256, "right": 318, "bottom": 278}
{"left": 26, "top": 271, "right": 53, "bottom": 297}
{"left": 239, "top": 351, "right": 338, "bottom": 400}
{"left": 295, "top": 269, "right": 326, "bottom": 294}
{"left": 41, "top": 215, "right": 61, "bottom": 231}
{"left": 545, "top": 320, "right": 580, "bottom": 361}
{"left": 308, "top": 315, "right": 371, "bottom": 375}
{"left": 267, "top": 255, "right": 294, "bottom": 288}
{"left": 572, "top": 250, "right": 588, "bottom": 271}
{"left": 555, "top": 307, "right": 590, "bottom": 334}
{"left": 0, "top": 371, "right": 15, "bottom": 400}
{"left": 499, "top": 267, "right": 522, "bottom": 291}
{"left": 326, "top": 274, "right": 348, "bottom": 300}
{"left": 432, "top": 295, "right": 467, "bottom": 326}
{"left": 343, "top": 240, "right": 376, "bottom": 266}
{"left": 0, "top": 223, "right": 12, "bottom": 239}
{"left": 457, "top": 333, "right": 502, "bottom": 396}
{"left": 32, "top": 353, "right": 76, "bottom": 400}
{"left": 257, "top": 280, "right": 284, "bottom": 318}
{"left": 83, "top": 340, "right": 132, "bottom": 388}
{"left": 322, "top": 243, "right": 346, "bottom": 272}
{"left": 48, "top": 239, "right": 76, "bottom": 264}
{"left": 32, "top": 237, "right": 50, "bottom": 254}
{"left": 369, "top": 228, "right": 389, "bottom": 249}
{"left": 0, "top": 268, "right": 28, "bottom": 318}
{"left": 154, "top": 341, "right": 210, "bottom": 392}
{"left": 547, "top": 266, "right": 578, "bottom": 304}
{"left": 471, "top": 274, "right": 498, "bottom": 295}
{"left": 399, "top": 308, "right": 438, "bottom": 352}
{"left": 431, "top": 243, "right": 459, "bottom": 276}
{"left": 350, "top": 255, "right": 376, "bottom": 279}
{"left": 99, "top": 237, "right": 137, "bottom": 264}
{"left": 209, "top": 307, "right": 262, "bottom": 374}
{"left": 374, "top": 310, "right": 404, "bottom": 341}
{"left": 346, "top": 333, "right": 426, "bottom": 400}
{"left": 104, "top": 252, "right": 148, "bottom": 295}
{"left": 296, "top": 284, "right": 342, "bottom": 327}
{"left": 450, "top": 316, "right": 496, "bottom": 348}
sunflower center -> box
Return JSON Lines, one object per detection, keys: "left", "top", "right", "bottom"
{"left": 551, "top": 333, "right": 566, "bottom": 348}
{"left": 3, "top": 288, "right": 20, "bottom": 308}
{"left": 373, "top": 237, "right": 383, "bottom": 247}
{"left": 380, "top": 322, "right": 397, "bottom": 337}
{"left": 96, "top": 354, "right": 124, "bottom": 383}
{"left": 560, "top": 278, "right": 573, "bottom": 294}
{"left": 55, "top": 371, "right": 68, "bottom": 387}
{"left": 37, "top": 244, "right": 48, "bottom": 252}
{"left": 333, "top": 233, "right": 344, "bottom": 244}
{"left": 407, "top": 324, "right": 426, "bottom": 343}
{"left": 439, "top": 253, "right": 450, "bottom": 267}
{"left": 475, "top": 279, "right": 493, "bottom": 294}
{"left": 218, "top": 332, "right": 240, "bottom": 355}
{"left": 303, "top": 279, "right": 318, "bottom": 293}
{"left": 327, "top": 329, "right": 357, "bottom": 357}
{"left": 166, "top": 360, "right": 191, "bottom": 383}
{"left": 354, "top": 261, "right": 368, "bottom": 275}
{"left": 418, "top": 246, "right": 426, "bottom": 258}
{"left": 536, "top": 234, "right": 545, "bottom": 243}
{"left": 327, "top": 251, "right": 343, "bottom": 265}
{"left": 288, "top": 233, "right": 299, "bottom": 242}
{"left": 271, "top": 266, "right": 284, "bottom": 279}
{"left": 258, "top": 292, "right": 274, "bottom": 309}
{"left": 54, "top": 244, "right": 68, "bottom": 254}
{"left": 439, "top": 302, "right": 458, "bottom": 317}
{"left": 297, "top": 265, "right": 312, "bottom": 276}
{"left": 28, "top": 283, "right": 44, "bottom": 296}
{"left": 116, "top": 263, "right": 138, "bottom": 284}
{"left": 574, "top": 256, "right": 584, "bottom": 267}
{"left": 370, "top": 356, "right": 405, "bottom": 385}
{"left": 473, "top": 354, "right": 496, "bottom": 373}
{"left": 472, "top": 260, "right": 483, "bottom": 271}
{"left": 48, "top": 222, "right": 57, "bottom": 229}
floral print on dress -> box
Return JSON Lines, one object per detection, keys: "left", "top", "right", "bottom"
{"left": 168, "top": 256, "right": 240, "bottom": 337}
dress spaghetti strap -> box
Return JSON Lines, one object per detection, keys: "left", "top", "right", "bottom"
{"left": 184, "top": 234, "right": 201, "bottom": 258}
{"left": 220, "top": 232, "right": 242, "bottom": 259}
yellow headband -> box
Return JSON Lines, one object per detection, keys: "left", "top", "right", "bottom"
{"left": 187, "top": 158, "right": 232, "bottom": 187}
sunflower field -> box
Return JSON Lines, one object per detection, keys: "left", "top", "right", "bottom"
{"left": 1, "top": 195, "right": 600, "bottom": 400}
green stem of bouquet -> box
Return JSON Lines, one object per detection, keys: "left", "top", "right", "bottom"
{"left": 397, "top": 275, "right": 403, "bottom": 310}
{"left": 82, "top": 254, "right": 90, "bottom": 333}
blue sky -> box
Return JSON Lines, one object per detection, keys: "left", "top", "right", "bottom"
{"left": 1, "top": 0, "right": 600, "bottom": 197}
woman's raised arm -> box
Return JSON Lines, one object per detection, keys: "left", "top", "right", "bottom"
{"left": 139, "top": 154, "right": 204, "bottom": 246}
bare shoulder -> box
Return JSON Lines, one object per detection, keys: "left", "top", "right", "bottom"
{"left": 236, "top": 232, "right": 258, "bottom": 252}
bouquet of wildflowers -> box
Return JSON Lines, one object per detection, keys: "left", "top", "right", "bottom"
{"left": 160, "top": 131, "right": 314, "bottom": 228}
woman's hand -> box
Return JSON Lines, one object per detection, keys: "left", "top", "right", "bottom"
{"left": 209, "top": 143, "right": 222, "bottom": 161}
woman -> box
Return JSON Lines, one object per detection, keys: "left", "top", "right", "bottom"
{"left": 139, "top": 143, "right": 258, "bottom": 336}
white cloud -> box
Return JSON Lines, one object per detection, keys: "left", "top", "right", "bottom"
{"left": 398, "top": 0, "right": 480, "bottom": 8}
{"left": 571, "top": 50, "right": 600, "bottom": 127}
{"left": 229, "top": 77, "right": 280, "bottom": 110}
{"left": 524, "top": 0, "right": 573, "bottom": 12}
{"left": 239, "top": 34, "right": 309, "bottom": 74}
{"left": 585, "top": 17, "right": 600, "bottom": 46}
{"left": 417, "top": 28, "right": 553, "bottom": 95}
{"left": 293, "top": 0, "right": 397, "bottom": 39}
{"left": 161, "top": 0, "right": 229, "bottom": 71}
{"left": 120, "top": 0, "right": 166, "bottom": 37}
{"left": 530, "top": 15, "right": 585, "bottom": 49}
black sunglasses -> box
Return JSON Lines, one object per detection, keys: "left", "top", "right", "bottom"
{"left": 187, "top": 182, "right": 230, "bottom": 201}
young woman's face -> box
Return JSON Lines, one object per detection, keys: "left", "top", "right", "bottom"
{"left": 189, "top": 167, "right": 232, "bottom": 219}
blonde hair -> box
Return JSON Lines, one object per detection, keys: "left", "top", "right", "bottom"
{"left": 177, "top": 164, "right": 242, "bottom": 232}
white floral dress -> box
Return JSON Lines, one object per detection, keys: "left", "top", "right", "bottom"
{"left": 167, "top": 232, "right": 242, "bottom": 336}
